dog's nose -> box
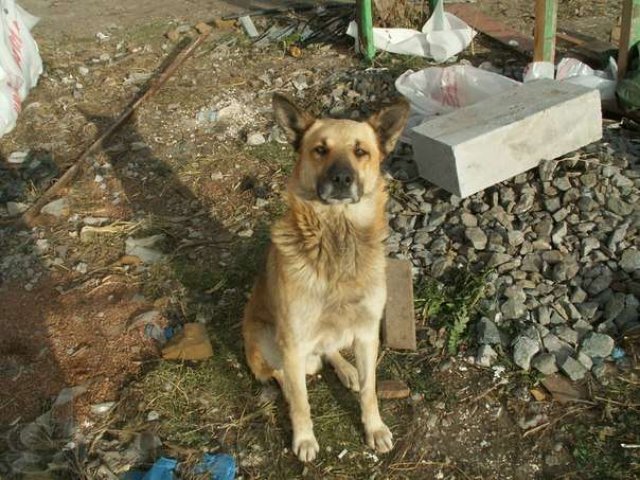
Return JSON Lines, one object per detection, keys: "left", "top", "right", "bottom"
{"left": 329, "top": 164, "right": 354, "bottom": 188}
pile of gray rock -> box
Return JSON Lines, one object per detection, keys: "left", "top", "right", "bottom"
{"left": 384, "top": 121, "right": 639, "bottom": 380}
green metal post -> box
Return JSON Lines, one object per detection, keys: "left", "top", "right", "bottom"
{"left": 356, "top": 0, "right": 375, "bottom": 61}
{"left": 533, "top": 0, "right": 558, "bottom": 63}
{"left": 428, "top": 0, "right": 440, "bottom": 17}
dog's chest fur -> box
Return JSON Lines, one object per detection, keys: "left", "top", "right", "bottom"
{"left": 269, "top": 192, "right": 388, "bottom": 346}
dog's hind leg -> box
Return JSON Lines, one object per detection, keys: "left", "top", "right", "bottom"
{"left": 326, "top": 351, "right": 360, "bottom": 392}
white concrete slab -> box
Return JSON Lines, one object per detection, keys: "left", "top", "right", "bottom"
{"left": 411, "top": 79, "right": 603, "bottom": 198}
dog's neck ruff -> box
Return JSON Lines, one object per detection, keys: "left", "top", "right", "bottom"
{"left": 270, "top": 186, "right": 388, "bottom": 282}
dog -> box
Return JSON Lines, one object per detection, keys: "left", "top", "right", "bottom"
{"left": 242, "top": 93, "right": 409, "bottom": 462}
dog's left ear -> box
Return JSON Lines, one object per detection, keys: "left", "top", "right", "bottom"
{"left": 273, "top": 93, "right": 315, "bottom": 150}
{"left": 367, "top": 98, "right": 410, "bottom": 156}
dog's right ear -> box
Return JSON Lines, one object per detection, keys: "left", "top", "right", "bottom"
{"left": 273, "top": 93, "right": 315, "bottom": 149}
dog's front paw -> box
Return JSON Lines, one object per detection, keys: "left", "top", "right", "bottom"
{"left": 365, "top": 423, "right": 393, "bottom": 453}
{"left": 334, "top": 362, "right": 360, "bottom": 392}
{"left": 293, "top": 433, "right": 320, "bottom": 462}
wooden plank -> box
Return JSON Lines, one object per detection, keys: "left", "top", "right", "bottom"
{"left": 446, "top": 4, "right": 534, "bottom": 57}
{"left": 618, "top": 0, "right": 640, "bottom": 78}
{"left": 556, "top": 28, "right": 616, "bottom": 68}
{"left": 534, "top": 0, "right": 558, "bottom": 63}
{"left": 383, "top": 258, "right": 416, "bottom": 351}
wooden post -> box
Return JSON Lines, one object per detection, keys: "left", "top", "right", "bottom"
{"left": 533, "top": 0, "right": 558, "bottom": 63}
{"left": 356, "top": 0, "right": 375, "bottom": 61}
{"left": 618, "top": 0, "right": 640, "bottom": 79}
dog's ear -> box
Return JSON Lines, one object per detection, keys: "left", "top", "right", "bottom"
{"left": 273, "top": 93, "right": 315, "bottom": 149}
{"left": 367, "top": 98, "right": 410, "bottom": 156}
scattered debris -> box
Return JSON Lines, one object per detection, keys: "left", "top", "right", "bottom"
{"left": 125, "top": 235, "right": 166, "bottom": 264}
{"left": 377, "top": 379, "right": 411, "bottom": 399}
{"left": 162, "top": 323, "right": 213, "bottom": 361}
{"left": 238, "top": 16, "right": 259, "bottom": 38}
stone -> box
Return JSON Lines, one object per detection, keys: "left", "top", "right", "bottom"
{"left": 125, "top": 235, "right": 166, "bottom": 264}
{"left": 246, "top": 132, "right": 266, "bottom": 146}
{"left": 544, "top": 196, "right": 561, "bottom": 212}
{"left": 620, "top": 249, "right": 640, "bottom": 272}
{"left": 465, "top": 227, "right": 487, "bottom": 250}
{"left": 577, "top": 302, "right": 599, "bottom": 320}
{"left": 531, "top": 352, "right": 558, "bottom": 375}
{"left": 606, "top": 197, "right": 632, "bottom": 216}
{"left": 552, "top": 176, "right": 572, "bottom": 192}
{"left": 7, "top": 202, "right": 28, "bottom": 216}
{"left": 551, "top": 222, "right": 567, "bottom": 245}
{"left": 476, "top": 344, "right": 498, "bottom": 367}
{"left": 502, "top": 298, "right": 526, "bottom": 320}
{"left": 8, "top": 151, "right": 28, "bottom": 164}
{"left": 537, "top": 305, "right": 551, "bottom": 325}
{"left": 605, "top": 293, "right": 626, "bottom": 321}
{"left": 538, "top": 160, "right": 556, "bottom": 181}
{"left": 580, "top": 332, "right": 614, "bottom": 358}
{"left": 586, "top": 271, "right": 612, "bottom": 295}
{"left": 552, "top": 326, "right": 578, "bottom": 346}
{"left": 559, "top": 356, "right": 587, "bottom": 381}
{"left": 507, "top": 230, "right": 525, "bottom": 247}
{"left": 477, "top": 317, "right": 501, "bottom": 345}
{"left": 41, "top": 198, "right": 69, "bottom": 218}
{"left": 377, "top": 379, "right": 411, "bottom": 399}
{"left": 460, "top": 212, "right": 478, "bottom": 227}
{"left": 411, "top": 80, "right": 602, "bottom": 198}
{"left": 577, "top": 351, "right": 593, "bottom": 371}
{"left": 580, "top": 172, "right": 597, "bottom": 187}
{"left": 513, "top": 336, "right": 540, "bottom": 371}
{"left": 514, "top": 190, "right": 535, "bottom": 214}
{"left": 543, "top": 334, "right": 574, "bottom": 364}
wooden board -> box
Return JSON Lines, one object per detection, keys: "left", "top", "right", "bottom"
{"left": 383, "top": 258, "right": 416, "bottom": 350}
{"left": 446, "top": 4, "right": 535, "bottom": 57}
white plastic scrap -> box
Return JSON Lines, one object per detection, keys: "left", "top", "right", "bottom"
{"left": 346, "top": 0, "right": 476, "bottom": 63}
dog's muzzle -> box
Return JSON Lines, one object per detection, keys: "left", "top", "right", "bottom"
{"left": 317, "top": 162, "right": 360, "bottom": 204}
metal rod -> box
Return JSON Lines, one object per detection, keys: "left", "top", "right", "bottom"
{"left": 14, "top": 32, "right": 211, "bottom": 228}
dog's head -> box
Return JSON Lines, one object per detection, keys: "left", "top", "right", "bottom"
{"left": 273, "top": 94, "right": 409, "bottom": 204}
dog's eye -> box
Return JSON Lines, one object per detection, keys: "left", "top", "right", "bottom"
{"left": 354, "top": 147, "right": 368, "bottom": 158}
{"left": 314, "top": 145, "right": 328, "bottom": 156}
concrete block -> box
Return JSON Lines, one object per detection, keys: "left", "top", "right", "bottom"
{"left": 383, "top": 258, "right": 416, "bottom": 350}
{"left": 411, "top": 79, "right": 602, "bottom": 198}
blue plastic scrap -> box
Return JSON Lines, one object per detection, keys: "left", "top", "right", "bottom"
{"left": 122, "top": 457, "right": 177, "bottom": 480}
{"left": 193, "top": 453, "right": 236, "bottom": 480}
{"left": 122, "top": 453, "right": 234, "bottom": 480}
{"left": 612, "top": 346, "right": 626, "bottom": 360}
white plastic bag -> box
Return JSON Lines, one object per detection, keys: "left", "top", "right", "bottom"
{"left": 555, "top": 57, "right": 617, "bottom": 100}
{"left": 522, "top": 61, "right": 555, "bottom": 82}
{"left": 395, "top": 65, "right": 520, "bottom": 142}
{"left": 523, "top": 57, "right": 617, "bottom": 100}
{"left": 0, "top": 0, "right": 43, "bottom": 137}
{"left": 346, "top": 1, "right": 476, "bottom": 63}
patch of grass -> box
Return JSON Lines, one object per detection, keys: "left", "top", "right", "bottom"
{"left": 371, "top": 52, "right": 431, "bottom": 76}
{"left": 247, "top": 143, "right": 296, "bottom": 175}
{"left": 414, "top": 267, "right": 489, "bottom": 355}
{"left": 563, "top": 376, "right": 640, "bottom": 480}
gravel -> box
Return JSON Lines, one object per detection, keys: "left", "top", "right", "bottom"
{"left": 381, "top": 118, "right": 635, "bottom": 383}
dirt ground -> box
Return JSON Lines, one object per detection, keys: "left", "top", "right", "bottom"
{"left": 0, "top": 0, "right": 639, "bottom": 479}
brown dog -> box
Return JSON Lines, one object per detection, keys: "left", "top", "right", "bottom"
{"left": 242, "top": 93, "right": 409, "bottom": 462}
